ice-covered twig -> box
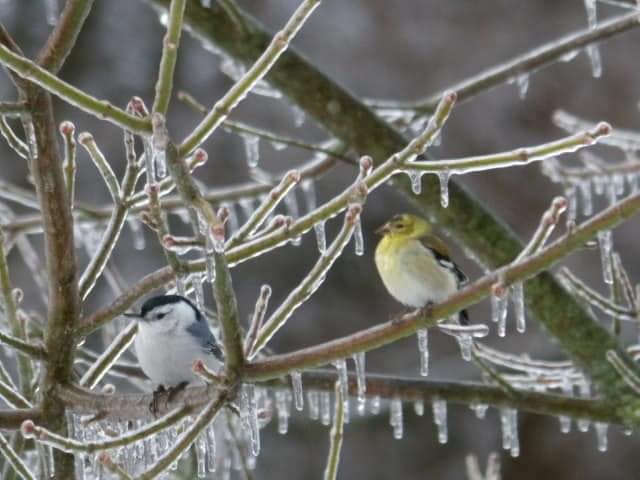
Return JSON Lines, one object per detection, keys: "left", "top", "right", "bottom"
{"left": 606, "top": 350, "right": 640, "bottom": 395}
{"left": 79, "top": 323, "right": 137, "bottom": 389}
{"left": 226, "top": 170, "right": 300, "bottom": 249}
{"left": 0, "top": 116, "right": 28, "bottom": 159}
{"left": 152, "top": 0, "right": 186, "bottom": 115}
{"left": 244, "top": 285, "right": 272, "bottom": 356}
{"left": 96, "top": 452, "right": 133, "bottom": 480}
{"left": 516, "top": 196, "right": 568, "bottom": 261}
{"left": 408, "top": 124, "right": 610, "bottom": 175}
{"left": 250, "top": 204, "right": 363, "bottom": 358}
{"left": 77, "top": 132, "right": 120, "bottom": 202}
{"left": 58, "top": 121, "right": 76, "bottom": 211}
{"left": 0, "top": 379, "right": 32, "bottom": 409}
{"left": 178, "top": 0, "right": 321, "bottom": 156}
{"left": 323, "top": 382, "right": 345, "bottom": 480}
{"left": 0, "top": 101, "right": 27, "bottom": 117}
{"left": 0, "top": 431, "right": 36, "bottom": 480}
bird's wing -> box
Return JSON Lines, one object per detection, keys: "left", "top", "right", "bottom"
{"left": 419, "top": 234, "right": 468, "bottom": 287}
{"left": 186, "top": 320, "right": 225, "bottom": 362}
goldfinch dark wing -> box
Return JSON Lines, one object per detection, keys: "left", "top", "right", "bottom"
{"left": 420, "top": 235, "right": 468, "bottom": 288}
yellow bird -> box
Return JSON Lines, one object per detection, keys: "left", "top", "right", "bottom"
{"left": 374, "top": 213, "right": 469, "bottom": 323}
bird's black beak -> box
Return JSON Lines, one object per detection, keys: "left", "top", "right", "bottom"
{"left": 375, "top": 222, "right": 391, "bottom": 236}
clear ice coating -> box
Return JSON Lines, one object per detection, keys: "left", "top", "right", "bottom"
{"left": 579, "top": 180, "right": 593, "bottom": 216}
{"left": 320, "top": 391, "right": 332, "bottom": 425}
{"left": 594, "top": 422, "right": 608, "bottom": 452}
{"left": 408, "top": 170, "right": 422, "bottom": 195}
{"left": 438, "top": 171, "right": 450, "bottom": 208}
{"left": 511, "top": 283, "right": 526, "bottom": 334}
{"left": 432, "top": 399, "right": 448, "bottom": 444}
{"left": 417, "top": 328, "right": 429, "bottom": 376}
{"left": 491, "top": 291, "right": 509, "bottom": 337}
{"left": 308, "top": 391, "right": 320, "bottom": 420}
{"left": 354, "top": 217, "right": 365, "bottom": 256}
{"left": 192, "top": 273, "right": 205, "bottom": 312}
{"left": 333, "top": 359, "right": 350, "bottom": 423}
{"left": 597, "top": 230, "right": 614, "bottom": 285}
{"left": 291, "top": 371, "right": 304, "bottom": 411}
{"left": 584, "top": 0, "right": 602, "bottom": 78}
{"left": 154, "top": 148, "right": 167, "bottom": 178}
{"left": 245, "top": 385, "right": 260, "bottom": 456}
{"left": 457, "top": 334, "right": 473, "bottom": 362}
{"left": 241, "top": 134, "right": 260, "bottom": 168}
{"left": 353, "top": 352, "right": 367, "bottom": 415}
{"left": 314, "top": 221, "right": 327, "bottom": 254}
{"left": 516, "top": 73, "right": 529, "bottom": 100}
{"left": 390, "top": 397, "right": 404, "bottom": 440}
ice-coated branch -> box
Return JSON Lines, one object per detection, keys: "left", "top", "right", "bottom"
{"left": 178, "top": 0, "right": 321, "bottom": 156}
{"left": 245, "top": 192, "right": 640, "bottom": 386}
{"left": 226, "top": 170, "right": 300, "bottom": 249}
{"left": 323, "top": 382, "right": 344, "bottom": 480}
{"left": 368, "top": 11, "right": 640, "bottom": 112}
{"left": 244, "top": 285, "right": 272, "bottom": 356}
{"left": 407, "top": 123, "right": 611, "bottom": 174}
{"left": 0, "top": 379, "right": 32, "bottom": 409}
{"left": 20, "top": 406, "right": 191, "bottom": 454}
{"left": 250, "top": 204, "right": 363, "bottom": 358}
{"left": 152, "top": 0, "right": 187, "bottom": 115}
{"left": 77, "top": 132, "right": 120, "bottom": 201}
{"left": 0, "top": 432, "right": 36, "bottom": 480}
{"left": 516, "top": 196, "right": 568, "bottom": 261}
{"left": 59, "top": 121, "right": 76, "bottom": 211}
{"left": 0, "top": 101, "right": 27, "bottom": 117}
{"left": 0, "top": 116, "right": 28, "bottom": 159}
{"left": 559, "top": 267, "right": 637, "bottom": 321}
{"left": 0, "top": 43, "right": 151, "bottom": 134}
{"left": 79, "top": 322, "right": 137, "bottom": 389}
{"left": 97, "top": 452, "right": 133, "bottom": 480}
{"left": 606, "top": 350, "right": 640, "bottom": 395}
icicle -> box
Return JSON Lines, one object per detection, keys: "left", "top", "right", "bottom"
{"left": 314, "top": 221, "right": 327, "bottom": 254}
{"left": 511, "top": 283, "right": 526, "bottom": 334}
{"left": 370, "top": 395, "right": 381, "bottom": 415}
{"left": 320, "top": 391, "right": 331, "bottom": 426}
{"left": 241, "top": 134, "right": 260, "bottom": 168}
{"left": 438, "top": 171, "right": 450, "bottom": 208}
{"left": 333, "top": 359, "right": 350, "bottom": 423}
{"left": 201, "top": 0, "right": 212, "bottom": 7}
{"left": 566, "top": 185, "right": 577, "bottom": 223}
{"left": 516, "top": 73, "right": 529, "bottom": 100}
{"left": 457, "top": 334, "right": 473, "bottom": 361}
{"left": 613, "top": 174, "right": 625, "bottom": 196}
{"left": 353, "top": 352, "right": 367, "bottom": 415}
{"left": 408, "top": 170, "right": 422, "bottom": 195}
{"left": 291, "top": 104, "right": 305, "bottom": 127}
{"left": 579, "top": 180, "right": 593, "bottom": 217}
{"left": 291, "top": 371, "right": 304, "bottom": 411}
{"left": 204, "top": 236, "right": 216, "bottom": 284}
{"left": 270, "top": 140, "right": 287, "bottom": 151}
{"left": 300, "top": 179, "right": 317, "bottom": 212}
{"left": 417, "top": 328, "right": 429, "bottom": 376}
{"left": 432, "top": 399, "right": 448, "bottom": 444}
{"left": 491, "top": 286, "right": 509, "bottom": 337}
{"left": 390, "top": 398, "right": 404, "bottom": 439}
{"left": 584, "top": 0, "right": 602, "bottom": 78}
{"left": 275, "top": 390, "right": 290, "bottom": 434}
{"left": 308, "top": 391, "right": 320, "bottom": 420}
{"left": 284, "top": 191, "right": 300, "bottom": 219}
{"left": 414, "top": 399, "right": 424, "bottom": 416}
{"left": 594, "top": 422, "right": 608, "bottom": 452}
{"left": 196, "top": 434, "right": 207, "bottom": 478}
{"left": 127, "top": 217, "right": 146, "bottom": 250}
{"left": 44, "top": 0, "right": 58, "bottom": 25}
{"left": 353, "top": 217, "right": 364, "bottom": 256}
{"left": 577, "top": 379, "right": 591, "bottom": 432}
{"left": 597, "top": 230, "right": 614, "bottom": 285}
{"left": 509, "top": 410, "right": 520, "bottom": 457}
{"left": 192, "top": 274, "right": 205, "bottom": 312}
{"left": 500, "top": 409, "right": 512, "bottom": 450}
{"left": 473, "top": 403, "right": 488, "bottom": 419}
{"left": 24, "top": 121, "right": 38, "bottom": 160}
{"left": 627, "top": 172, "right": 639, "bottom": 194}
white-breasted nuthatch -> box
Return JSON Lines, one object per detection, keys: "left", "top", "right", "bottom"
{"left": 126, "top": 295, "right": 224, "bottom": 394}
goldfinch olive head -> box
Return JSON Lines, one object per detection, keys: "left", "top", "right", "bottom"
{"left": 375, "top": 213, "right": 431, "bottom": 238}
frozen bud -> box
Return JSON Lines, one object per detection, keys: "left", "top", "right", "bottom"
{"left": 270, "top": 214, "right": 287, "bottom": 229}
{"left": 101, "top": 384, "right": 116, "bottom": 395}
{"left": 97, "top": 451, "right": 113, "bottom": 466}
{"left": 162, "top": 235, "right": 176, "bottom": 248}
{"left": 191, "top": 149, "right": 208, "bottom": 168}
{"left": 283, "top": 216, "right": 295, "bottom": 229}
{"left": 130, "top": 96, "right": 147, "bottom": 115}
{"left": 359, "top": 156, "right": 373, "bottom": 176}
{"left": 516, "top": 149, "right": 529, "bottom": 162}
{"left": 595, "top": 122, "right": 612, "bottom": 137}
{"left": 491, "top": 282, "right": 507, "bottom": 298}
{"left": 346, "top": 204, "right": 362, "bottom": 224}
{"left": 20, "top": 420, "right": 36, "bottom": 438}
{"left": 144, "top": 183, "right": 160, "bottom": 196}
{"left": 212, "top": 223, "right": 225, "bottom": 243}
{"left": 12, "top": 288, "right": 23, "bottom": 304}
{"left": 286, "top": 170, "right": 301, "bottom": 184}
{"left": 217, "top": 207, "right": 230, "bottom": 226}
{"left": 59, "top": 121, "right": 75, "bottom": 136}
{"left": 443, "top": 90, "right": 458, "bottom": 104}
{"left": 77, "top": 132, "right": 94, "bottom": 145}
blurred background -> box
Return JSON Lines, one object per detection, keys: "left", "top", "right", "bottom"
{"left": 1, "top": 0, "right": 640, "bottom": 478}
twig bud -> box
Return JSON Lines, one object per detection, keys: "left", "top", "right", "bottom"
{"left": 20, "top": 420, "right": 35, "bottom": 438}
{"left": 77, "top": 132, "right": 94, "bottom": 145}
{"left": 59, "top": 121, "right": 75, "bottom": 136}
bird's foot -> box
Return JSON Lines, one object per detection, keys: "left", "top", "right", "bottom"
{"left": 166, "top": 381, "right": 189, "bottom": 404}
{"left": 149, "top": 385, "right": 167, "bottom": 417}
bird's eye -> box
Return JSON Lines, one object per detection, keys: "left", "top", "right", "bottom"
{"left": 155, "top": 312, "right": 166, "bottom": 320}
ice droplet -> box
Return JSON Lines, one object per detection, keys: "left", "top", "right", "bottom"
{"left": 291, "top": 371, "right": 304, "bottom": 411}
{"left": 241, "top": 134, "right": 260, "bottom": 168}
{"left": 473, "top": 403, "right": 488, "bottom": 419}
{"left": 314, "top": 221, "right": 327, "bottom": 254}
{"left": 438, "top": 171, "right": 450, "bottom": 208}
{"left": 597, "top": 230, "right": 614, "bottom": 285}
{"left": 390, "top": 398, "right": 403, "bottom": 440}
{"left": 511, "top": 283, "right": 526, "bottom": 334}
{"left": 432, "top": 399, "right": 448, "bottom": 444}
{"left": 417, "top": 328, "right": 429, "bottom": 376}
{"left": 491, "top": 290, "right": 509, "bottom": 337}
{"left": 196, "top": 433, "right": 207, "bottom": 477}
{"left": 354, "top": 217, "right": 364, "bottom": 256}
{"left": 408, "top": 170, "right": 422, "bottom": 195}
{"left": 516, "top": 73, "right": 529, "bottom": 99}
